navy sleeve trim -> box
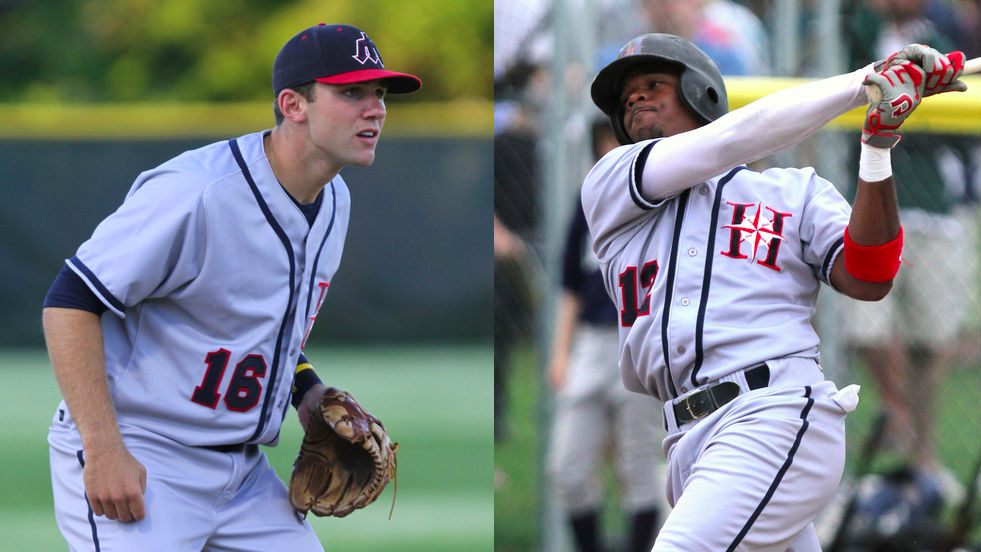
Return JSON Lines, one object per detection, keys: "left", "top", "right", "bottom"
{"left": 43, "top": 264, "right": 108, "bottom": 315}
{"left": 822, "top": 237, "right": 844, "bottom": 284}
{"left": 629, "top": 141, "right": 659, "bottom": 210}
{"left": 65, "top": 256, "right": 126, "bottom": 316}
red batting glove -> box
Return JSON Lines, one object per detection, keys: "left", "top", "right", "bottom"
{"left": 862, "top": 62, "right": 925, "bottom": 148}
{"left": 886, "top": 45, "right": 967, "bottom": 96}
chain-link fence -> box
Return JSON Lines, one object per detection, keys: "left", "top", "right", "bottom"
{"left": 494, "top": 0, "right": 980, "bottom": 550}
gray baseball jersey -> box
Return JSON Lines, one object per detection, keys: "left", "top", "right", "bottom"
{"left": 582, "top": 139, "right": 851, "bottom": 402}
{"left": 61, "top": 130, "right": 350, "bottom": 447}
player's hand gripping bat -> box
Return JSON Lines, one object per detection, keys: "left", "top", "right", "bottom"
{"left": 865, "top": 54, "right": 980, "bottom": 103}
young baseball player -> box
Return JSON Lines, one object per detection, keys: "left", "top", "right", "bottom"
{"left": 582, "top": 34, "right": 965, "bottom": 550}
{"left": 43, "top": 23, "right": 419, "bottom": 551}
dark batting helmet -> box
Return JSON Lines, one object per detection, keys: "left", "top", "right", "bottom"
{"left": 590, "top": 33, "right": 728, "bottom": 144}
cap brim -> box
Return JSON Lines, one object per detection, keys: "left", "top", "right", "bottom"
{"left": 316, "top": 69, "right": 421, "bottom": 94}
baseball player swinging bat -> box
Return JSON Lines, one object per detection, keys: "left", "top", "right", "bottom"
{"left": 864, "top": 55, "right": 980, "bottom": 103}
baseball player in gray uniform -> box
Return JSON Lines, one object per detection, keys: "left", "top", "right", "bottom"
{"left": 581, "top": 34, "right": 966, "bottom": 551}
{"left": 43, "top": 23, "right": 419, "bottom": 551}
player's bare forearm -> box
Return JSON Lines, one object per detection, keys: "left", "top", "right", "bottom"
{"left": 547, "top": 292, "right": 581, "bottom": 390}
{"left": 829, "top": 174, "right": 899, "bottom": 300}
{"left": 43, "top": 307, "right": 123, "bottom": 450}
{"left": 832, "top": 55, "right": 919, "bottom": 303}
{"left": 43, "top": 307, "right": 147, "bottom": 522}
{"left": 848, "top": 176, "right": 900, "bottom": 245}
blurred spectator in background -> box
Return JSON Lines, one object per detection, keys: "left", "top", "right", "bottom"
{"left": 545, "top": 119, "right": 666, "bottom": 552}
{"left": 641, "top": 0, "right": 771, "bottom": 75}
{"left": 842, "top": 0, "right": 978, "bottom": 497}
{"left": 924, "top": 0, "right": 981, "bottom": 59}
{"left": 494, "top": 58, "right": 546, "bottom": 442}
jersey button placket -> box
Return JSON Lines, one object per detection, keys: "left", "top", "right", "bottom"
{"left": 667, "top": 200, "right": 703, "bottom": 390}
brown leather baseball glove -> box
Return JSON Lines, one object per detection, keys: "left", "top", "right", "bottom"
{"left": 288, "top": 387, "right": 398, "bottom": 518}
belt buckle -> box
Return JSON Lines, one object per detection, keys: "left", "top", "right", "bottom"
{"left": 684, "top": 393, "right": 711, "bottom": 421}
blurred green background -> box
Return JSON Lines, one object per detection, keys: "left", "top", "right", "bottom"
{"left": 0, "top": 0, "right": 492, "bottom": 103}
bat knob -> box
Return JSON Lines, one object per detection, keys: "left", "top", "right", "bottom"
{"left": 864, "top": 83, "right": 883, "bottom": 104}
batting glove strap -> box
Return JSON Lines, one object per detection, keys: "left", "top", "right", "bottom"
{"left": 861, "top": 114, "right": 901, "bottom": 148}
{"left": 843, "top": 226, "right": 904, "bottom": 282}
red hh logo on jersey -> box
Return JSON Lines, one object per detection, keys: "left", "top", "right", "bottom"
{"left": 352, "top": 32, "right": 382, "bottom": 65}
{"left": 721, "top": 201, "right": 792, "bottom": 271}
{"left": 301, "top": 282, "right": 330, "bottom": 349}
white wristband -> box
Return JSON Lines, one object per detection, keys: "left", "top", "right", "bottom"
{"left": 859, "top": 142, "right": 892, "bottom": 182}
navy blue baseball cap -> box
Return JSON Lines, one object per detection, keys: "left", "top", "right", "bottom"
{"left": 273, "top": 23, "right": 421, "bottom": 96}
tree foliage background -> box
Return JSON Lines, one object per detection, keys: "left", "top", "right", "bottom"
{"left": 0, "top": 0, "right": 492, "bottom": 103}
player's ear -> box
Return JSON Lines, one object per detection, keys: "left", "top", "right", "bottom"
{"left": 277, "top": 88, "right": 308, "bottom": 124}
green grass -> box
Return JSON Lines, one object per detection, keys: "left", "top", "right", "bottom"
{"left": 843, "top": 362, "right": 981, "bottom": 483}
{"left": 0, "top": 344, "right": 493, "bottom": 552}
{"left": 493, "top": 345, "right": 543, "bottom": 552}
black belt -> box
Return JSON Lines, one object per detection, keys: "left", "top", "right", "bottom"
{"left": 202, "top": 443, "right": 257, "bottom": 454}
{"left": 673, "top": 364, "right": 770, "bottom": 425}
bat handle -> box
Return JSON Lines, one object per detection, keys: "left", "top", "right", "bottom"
{"left": 864, "top": 83, "right": 884, "bottom": 104}
{"left": 864, "top": 56, "right": 981, "bottom": 104}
